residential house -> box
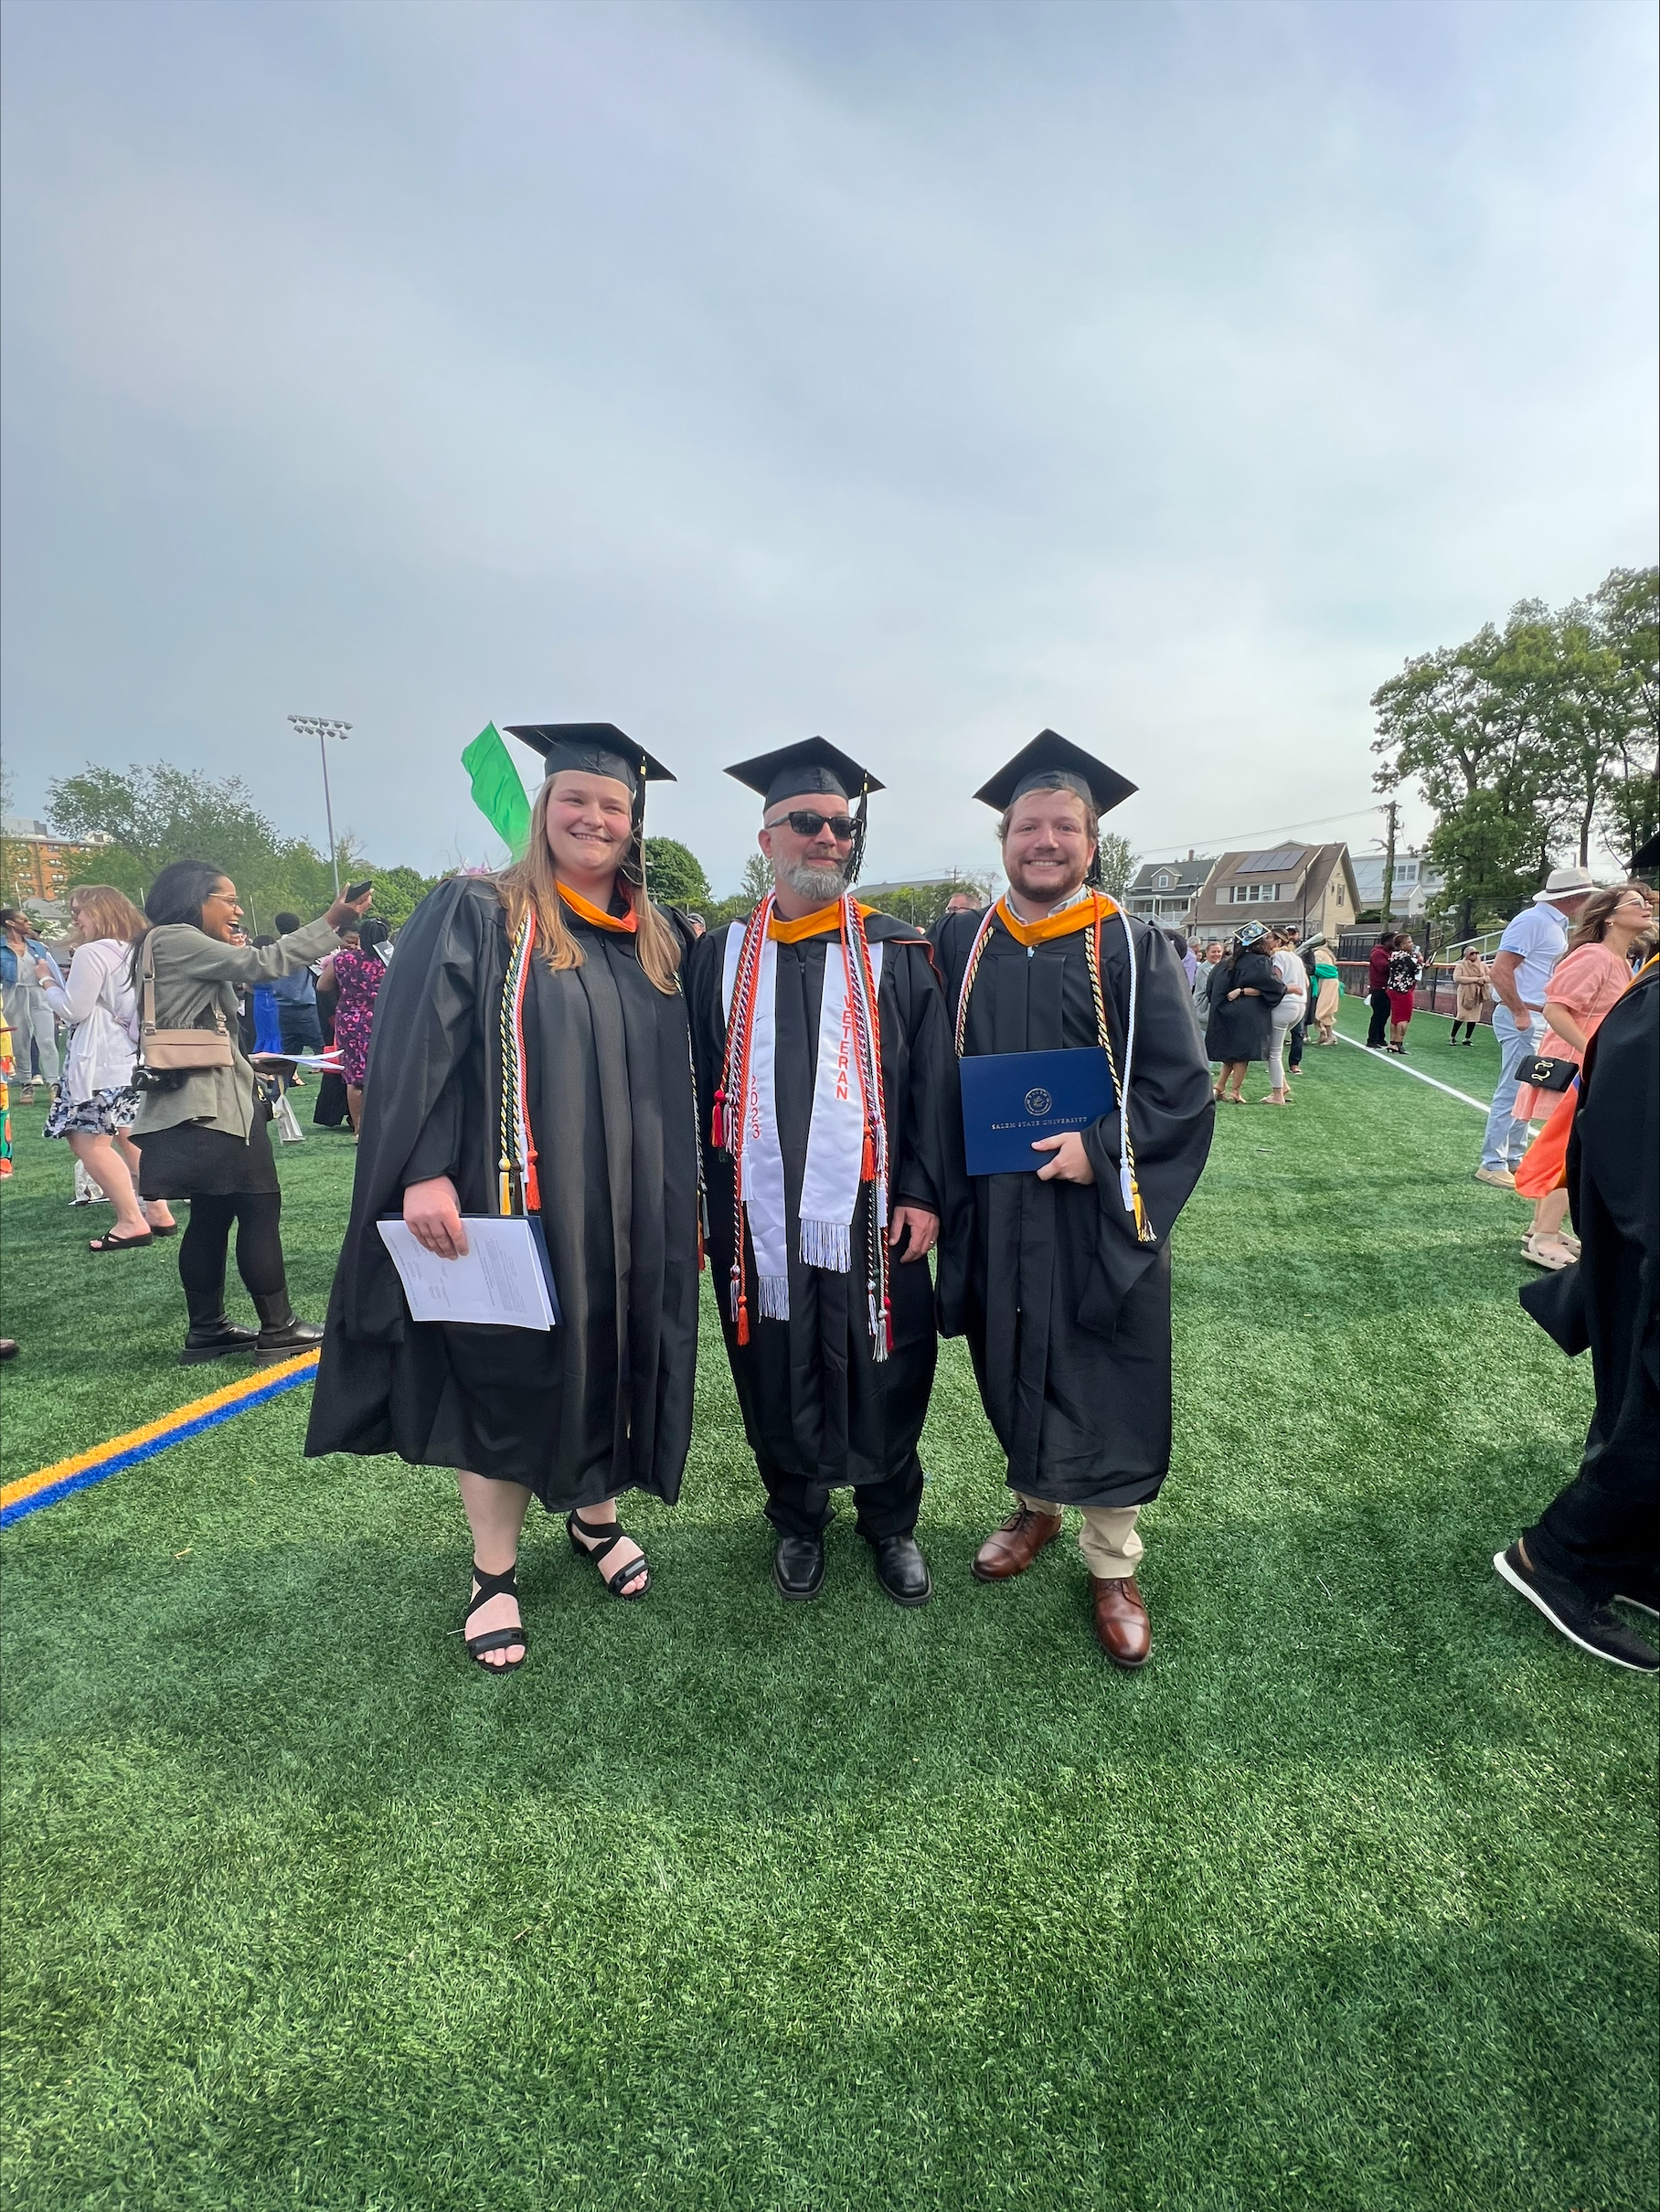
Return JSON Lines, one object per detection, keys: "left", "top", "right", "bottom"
{"left": 1348, "top": 847, "right": 1444, "bottom": 922}
{"left": 1125, "top": 854, "right": 1218, "bottom": 931}
{"left": 1188, "top": 843, "right": 1360, "bottom": 946}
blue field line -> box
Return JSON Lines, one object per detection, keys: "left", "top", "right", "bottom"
{"left": 0, "top": 1362, "right": 318, "bottom": 1528}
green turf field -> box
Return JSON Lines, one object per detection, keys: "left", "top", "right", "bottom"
{"left": 3, "top": 1002, "right": 1655, "bottom": 2212}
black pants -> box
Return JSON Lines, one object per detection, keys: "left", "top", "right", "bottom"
{"left": 759, "top": 1451, "right": 924, "bottom": 1543}
{"left": 1366, "top": 989, "right": 1390, "bottom": 1047}
{"left": 1449, "top": 1021, "right": 1477, "bottom": 1042}
{"left": 178, "top": 1192, "right": 288, "bottom": 1323}
{"left": 1527, "top": 1345, "right": 1658, "bottom": 1603}
{"left": 1288, "top": 1016, "right": 1306, "bottom": 1070}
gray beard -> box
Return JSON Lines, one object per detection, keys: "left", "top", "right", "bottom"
{"left": 775, "top": 857, "right": 849, "bottom": 904}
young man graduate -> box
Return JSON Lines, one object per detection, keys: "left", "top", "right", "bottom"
{"left": 686, "top": 738, "right": 964, "bottom": 1606}
{"left": 934, "top": 731, "right": 1214, "bottom": 1666}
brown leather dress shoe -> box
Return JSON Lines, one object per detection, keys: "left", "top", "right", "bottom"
{"left": 1091, "top": 1575, "right": 1152, "bottom": 1668}
{"left": 973, "top": 1507, "right": 1063, "bottom": 1582}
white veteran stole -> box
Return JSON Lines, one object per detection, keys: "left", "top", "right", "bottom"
{"left": 712, "top": 893, "right": 889, "bottom": 1356}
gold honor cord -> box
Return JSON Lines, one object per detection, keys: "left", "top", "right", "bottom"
{"left": 1083, "top": 917, "right": 1153, "bottom": 1243}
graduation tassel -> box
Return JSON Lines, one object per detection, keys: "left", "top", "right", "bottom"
{"left": 710, "top": 1090, "right": 727, "bottom": 1149}
{"left": 499, "top": 1159, "right": 513, "bottom": 1217}
{"left": 860, "top": 1126, "right": 876, "bottom": 1181}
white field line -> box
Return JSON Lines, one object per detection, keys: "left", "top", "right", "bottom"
{"left": 1331, "top": 1028, "right": 1489, "bottom": 1113}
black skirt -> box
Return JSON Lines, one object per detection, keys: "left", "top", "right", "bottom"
{"left": 135, "top": 1107, "right": 279, "bottom": 1198}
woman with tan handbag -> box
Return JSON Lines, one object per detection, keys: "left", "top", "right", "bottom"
{"left": 130, "top": 861, "right": 371, "bottom": 1364}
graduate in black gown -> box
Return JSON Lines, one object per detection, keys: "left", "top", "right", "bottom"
{"left": 934, "top": 732, "right": 1214, "bottom": 1667}
{"left": 686, "top": 739, "right": 964, "bottom": 1606}
{"left": 306, "top": 726, "right": 702, "bottom": 1672}
{"left": 1495, "top": 934, "right": 1658, "bottom": 1671}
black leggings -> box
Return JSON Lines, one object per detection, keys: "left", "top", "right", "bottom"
{"left": 1449, "top": 1021, "right": 1478, "bottom": 1042}
{"left": 178, "top": 1192, "right": 287, "bottom": 1311}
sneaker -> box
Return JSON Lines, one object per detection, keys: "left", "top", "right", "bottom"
{"left": 1493, "top": 1543, "right": 1659, "bottom": 1672}
{"left": 1474, "top": 1166, "right": 1517, "bottom": 1189}
{"left": 1613, "top": 1574, "right": 1660, "bottom": 1621}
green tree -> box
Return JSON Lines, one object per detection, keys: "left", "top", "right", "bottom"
{"left": 47, "top": 763, "right": 284, "bottom": 906}
{"left": 1095, "top": 832, "right": 1136, "bottom": 901}
{"left": 1584, "top": 565, "right": 1659, "bottom": 865}
{"left": 1372, "top": 616, "right": 1561, "bottom": 938}
{"left": 643, "top": 837, "right": 712, "bottom": 909}
{"left": 359, "top": 865, "right": 442, "bottom": 931}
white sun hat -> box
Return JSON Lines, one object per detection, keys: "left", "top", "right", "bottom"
{"left": 1533, "top": 866, "right": 1598, "bottom": 902}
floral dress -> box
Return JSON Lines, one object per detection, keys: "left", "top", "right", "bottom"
{"left": 331, "top": 946, "right": 386, "bottom": 1085}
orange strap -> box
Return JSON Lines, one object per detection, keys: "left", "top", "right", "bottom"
{"left": 768, "top": 901, "right": 873, "bottom": 943}
{"left": 558, "top": 882, "right": 636, "bottom": 933}
{"left": 993, "top": 891, "right": 1119, "bottom": 947}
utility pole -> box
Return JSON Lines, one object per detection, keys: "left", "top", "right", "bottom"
{"left": 1379, "top": 799, "right": 1399, "bottom": 928}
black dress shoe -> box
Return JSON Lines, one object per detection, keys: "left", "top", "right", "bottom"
{"left": 773, "top": 1534, "right": 825, "bottom": 1601}
{"left": 179, "top": 1318, "right": 261, "bottom": 1366}
{"left": 871, "top": 1533, "right": 932, "bottom": 1607}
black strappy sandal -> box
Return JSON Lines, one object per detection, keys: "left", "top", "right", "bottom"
{"left": 463, "top": 1561, "right": 528, "bottom": 1673}
{"left": 566, "top": 1512, "right": 651, "bottom": 1600}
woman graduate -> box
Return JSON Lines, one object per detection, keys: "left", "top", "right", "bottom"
{"left": 306, "top": 725, "right": 702, "bottom": 1674}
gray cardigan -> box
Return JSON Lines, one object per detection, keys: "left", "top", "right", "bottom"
{"left": 132, "top": 919, "right": 342, "bottom": 1141}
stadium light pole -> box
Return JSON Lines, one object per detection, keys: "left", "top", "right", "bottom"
{"left": 287, "top": 716, "right": 352, "bottom": 895}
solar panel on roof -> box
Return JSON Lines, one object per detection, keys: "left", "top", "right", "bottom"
{"left": 1238, "top": 846, "right": 1304, "bottom": 873}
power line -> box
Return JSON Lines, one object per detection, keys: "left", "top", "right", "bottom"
{"left": 1132, "top": 801, "right": 1402, "bottom": 861}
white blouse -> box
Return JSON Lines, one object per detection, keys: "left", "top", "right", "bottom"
{"left": 43, "top": 938, "right": 140, "bottom": 1101}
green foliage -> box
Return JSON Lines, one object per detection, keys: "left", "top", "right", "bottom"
{"left": 642, "top": 836, "right": 712, "bottom": 909}
{"left": 1372, "top": 569, "right": 1660, "bottom": 936}
{"left": 1095, "top": 831, "right": 1137, "bottom": 900}
{"left": 2, "top": 1012, "right": 1655, "bottom": 2212}
{"left": 44, "top": 760, "right": 441, "bottom": 934}
{"left": 364, "top": 865, "right": 444, "bottom": 931}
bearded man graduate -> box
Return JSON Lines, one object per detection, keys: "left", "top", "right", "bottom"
{"left": 934, "top": 732, "right": 1214, "bottom": 1666}
{"left": 686, "top": 739, "right": 963, "bottom": 1606}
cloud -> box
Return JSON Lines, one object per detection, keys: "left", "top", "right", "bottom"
{"left": 3, "top": 0, "right": 1654, "bottom": 888}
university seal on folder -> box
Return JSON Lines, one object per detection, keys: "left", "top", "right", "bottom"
{"left": 957, "top": 1047, "right": 1116, "bottom": 1177}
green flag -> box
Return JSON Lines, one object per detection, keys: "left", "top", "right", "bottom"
{"left": 462, "top": 721, "right": 531, "bottom": 860}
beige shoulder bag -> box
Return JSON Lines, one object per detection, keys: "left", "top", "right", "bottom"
{"left": 137, "top": 931, "right": 234, "bottom": 1071}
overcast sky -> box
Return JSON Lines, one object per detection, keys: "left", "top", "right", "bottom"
{"left": 3, "top": 0, "right": 1655, "bottom": 891}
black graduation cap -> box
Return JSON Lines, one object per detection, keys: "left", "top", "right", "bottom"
{"left": 972, "top": 729, "right": 1137, "bottom": 816}
{"left": 503, "top": 722, "right": 676, "bottom": 794}
{"left": 724, "top": 737, "right": 884, "bottom": 812}
{"left": 1630, "top": 830, "right": 1660, "bottom": 875}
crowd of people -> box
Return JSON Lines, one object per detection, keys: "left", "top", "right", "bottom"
{"left": 2, "top": 750, "right": 1655, "bottom": 1675}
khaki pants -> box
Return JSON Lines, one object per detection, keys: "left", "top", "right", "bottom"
{"left": 1016, "top": 1493, "right": 1143, "bottom": 1581}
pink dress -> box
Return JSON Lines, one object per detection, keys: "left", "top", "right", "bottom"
{"left": 1512, "top": 942, "right": 1630, "bottom": 1121}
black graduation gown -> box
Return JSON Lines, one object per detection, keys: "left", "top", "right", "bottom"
{"left": 304, "top": 877, "right": 701, "bottom": 1510}
{"left": 1518, "top": 958, "right": 1658, "bottom": 1589}
{"left": 686, "top": 911, "right": 963, "bottom": 1488}
{"left": 935, "top": 906, "right": 1214, "bottom": 1508}
{"left": 1203, "top": 949, "right": 1285, "bottom": 1062}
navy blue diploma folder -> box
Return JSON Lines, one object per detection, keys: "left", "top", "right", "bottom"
{"left": 958, "top": 1047, "right": 1115, "bottom": 1176}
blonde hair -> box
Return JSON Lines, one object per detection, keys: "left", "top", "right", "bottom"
{"left": 68, "top": 884, "right": 148, "bottom": 943}
{"left": 495, "top": 779, "right": 683, "bottom": 994}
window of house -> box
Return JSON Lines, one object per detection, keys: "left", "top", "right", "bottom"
{"left": 1227, "top": 883, "right": 1278, "bottom": 903}
{"left": 1155, "top": 872, "right": 1171, "bottom": 889}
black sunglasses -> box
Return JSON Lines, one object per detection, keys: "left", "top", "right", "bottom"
{"left": 766, "top": 810, "right": 857, "bottom": 842}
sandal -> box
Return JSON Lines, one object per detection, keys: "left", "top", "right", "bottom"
{"left": 144, "top": 1218, "right": 179, "bottom": 1238}
{"left": 1521, "top": 1232, "right": 1575, "bottom": 1273}
{"left": 567, "top": 1511, "right": 650, "bottom": 1599}
{"left": 463, "top": 1561, "right": 527, "bottom": 1672}
{"left": 88, "top": 1228, "right": 154, "bottom": 1252}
